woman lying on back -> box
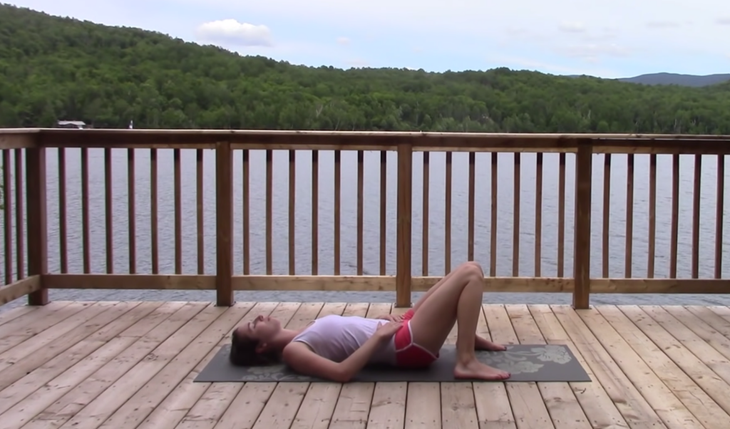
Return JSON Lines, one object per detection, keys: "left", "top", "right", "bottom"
{"left": 229, "top": 261, "right": 511, "bottom": 382}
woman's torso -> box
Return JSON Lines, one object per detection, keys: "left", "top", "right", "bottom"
{"left": 291, "top": 315, "right": 396, "bottom": 365}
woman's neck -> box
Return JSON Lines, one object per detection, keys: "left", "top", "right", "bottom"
{"left": 269, "top": 327, "right": 306, "bottom": 351}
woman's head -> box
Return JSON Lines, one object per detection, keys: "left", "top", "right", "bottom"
{"left": 229, "top": 315, "right": 283, "bottom": 366}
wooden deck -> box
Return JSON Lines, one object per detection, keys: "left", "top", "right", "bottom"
{"left": 1, "top": 301, "right": 730, "bottom": 429}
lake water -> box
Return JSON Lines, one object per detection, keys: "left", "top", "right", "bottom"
{"left": 2, "top": 147, "right": 730, "bottom": 312}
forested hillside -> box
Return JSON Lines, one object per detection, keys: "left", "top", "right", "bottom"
{"left": 1, "top": 3, "right": 729, "bottom": 133}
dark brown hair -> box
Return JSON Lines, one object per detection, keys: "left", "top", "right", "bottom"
{"left": 229, "top": 329, "right": 280, "bottom": 366}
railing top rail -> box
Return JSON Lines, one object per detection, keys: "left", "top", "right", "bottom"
{"left": 0, "top": 128, "right": 41, "bottom": 134}
{"left": 1, "top": 128, "right": 730, "bottom": 153}
{"left": 0, "top": 130, "right": 38, "bottom": 149}
{"left": 20, "top": 128, "right": 730, "bottom": 139}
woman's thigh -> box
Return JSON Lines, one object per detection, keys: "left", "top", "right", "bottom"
{"left": 407, "top": 263, "right": 481, "bottom": 353}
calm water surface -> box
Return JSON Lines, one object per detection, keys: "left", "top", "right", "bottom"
{"left": 2, "top": 148, "right": 730, "bottom": 311}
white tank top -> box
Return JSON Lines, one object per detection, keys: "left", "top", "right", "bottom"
{"left": 291, "top": 315, "right": 396, "bottom": 365}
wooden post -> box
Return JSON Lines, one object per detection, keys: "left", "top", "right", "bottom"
{"left": 395, "top": 142, "right": 413, "bottom": 307}
{"left": 26, "top": 144, "right": 48, "bottom": 305}
{"left": 573, "top": 139, "right": 592, "bottom": 309}
{"left": 216, "top": 141, "right": 234, "bottom": 306}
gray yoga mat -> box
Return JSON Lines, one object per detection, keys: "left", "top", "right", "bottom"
{"left": 194, "top": 344, "right": 591, "bottom": 383}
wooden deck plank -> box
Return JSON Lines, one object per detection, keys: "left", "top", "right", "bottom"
{"left": 250, "top": 303, "right": 312, "bottom": 429}
{"left": 528, "top": 305, "right": 628, "bottom": 429}
{"left": 587, "top": 306, "right": 717, "bottom": 428}
{"left": 608, "top": 306, "right": 730, "bottom": 423}
{"left": 506, "top": 304, "right": 591, "bottom": 429}
{"left": 577, "top": 307, "right": 703, "bottom": 429}
{"left": 619, "top": 306, "right": 730, "bottom": 417}
{"left": 39, "top": 302, "right": 220, "bottom": 429}
{"left": 168, "top": 304, "right": 302, "bottom": 429}
{"left": 96, "top": 302, "right": 257, "bottom": 429}
{"left": 329, "top": 303, "right": 373, "bottom": 429}
{"left": 0, "top": 302, "right": 118, "bottom": 375}
{"left": 550, "top": 305, "right": 666, "bottom": 429}
{"left": 291, "top": 303, "right": 348, "bottom": 429}
{"left": 441, "top": 382, "right": 480, "bottom": 428}
{"left": 405, "top": 383, "right": 441, "bottom": 429}
{"left": 634, "top": 306, "right": 730, "bottom": 404}
{"left": 437, "top": 307, "right": 480, "bottom": 429}
{"left": 1, "top": 301, "right": 729, "bottom": 429}
{"left": 708, "top": 306, "right": 730, "bottom": 323}
{"left": 155, "top": 302, "right": 278, "bottom": 429}
{"left": 1, "top": 302, "right": 79, "bottom": 334}
{"left": 661, "top": 306, "right": 730, "bottom": 361}
{"left": 0, "top": 301, "right": 148, "bottom": 391}
{"left": 0, "top": 301, "right": 73, "bottom": 332}
{"left": 18, "top": 302, "right": 207, "bottom": 429}
{"left": 401, "top": 305, "right": 443, "bottom": 429}
{"left": 485, "top": 305, "right": 553, "bottom": 429}
{"left": 685, "top": 305, "right": 730, "bottom": 336}
{"left": 0, "top": 302, "right": 88, "bottom": 355}
{"left": 0, "top": 302, "right": 151, "bottom": 416}
{"left": 366, "top": 303, "right": 408, "bottom": 429}
{"left": 0, "top": 305, "right": 37, "bottom": 327}
{"left": 473, "top": 305, "right": 515, "bottom": 429}
{"left": 1, "top": 302, "right": 180, "bottom": 429}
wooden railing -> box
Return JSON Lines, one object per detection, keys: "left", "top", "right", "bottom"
{"left": 1, "top": 129, "right": 729, "bottom": 310}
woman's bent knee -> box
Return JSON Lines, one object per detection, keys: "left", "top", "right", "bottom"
{"left": 457, "top": 261, "right": 484, "bottom": 279}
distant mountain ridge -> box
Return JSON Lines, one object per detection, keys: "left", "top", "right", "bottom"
{"left": 617, "top": 72, "right": 730, "bottom": 87}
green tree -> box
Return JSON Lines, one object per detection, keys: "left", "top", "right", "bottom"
{"left": 1, "top": 3, "right": 729, "bottom": 134}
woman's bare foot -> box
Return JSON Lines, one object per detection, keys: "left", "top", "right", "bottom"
{"left": 454, "top": 358, "right": 511, "bottom": 380}
{"left": 475, "top": 335, "right": 507, "bottom": 351}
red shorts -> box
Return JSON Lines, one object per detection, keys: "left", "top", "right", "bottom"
{"left": 393, "top": 309, "right": 439, "bottom": 368}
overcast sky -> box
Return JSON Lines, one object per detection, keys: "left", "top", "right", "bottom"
{"left": 8, "top": 0, "right": 730, "bottom": 78}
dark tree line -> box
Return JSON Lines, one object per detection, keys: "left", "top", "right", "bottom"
{"left": 1, "top": 3, "right": 729, "bottom": 134}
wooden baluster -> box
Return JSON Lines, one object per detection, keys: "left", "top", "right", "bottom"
{"left": 422, "top": 152, "right": 430, "bottom": 276}
{"left": 196, "top": 149, "right": 204, "bottom": 274}
{"left": 490, "top": 152, "right": 498, "bottom": 276}
{"left": 670, "top": 154, "right": 679, "bottom": 278}
{"left": 557, "top": 153, "right": 566, "bottom": 277}
{"left": 602, "top": 154, "right": 611, "bottom": 277}
{"left": 289, "top": 150, "right": 296, "bottom": 275}
{"left": 216, "top": 141, "right": 233, "bottom": 306}
{"left": 3, "top": 150, "right": 12, "bottom": 284}
{"left": 573, "top": 141, "right": 592, "bottom": 309}
{"left": 535, "top": 153, "right": 543, "bottom": 277}
{"left": 715, "top": 155, "right": 725, "bottom": 279}
{"left": 26, "top": 145, "right": 48, "bottom": 305}
{"left": 150, "top": 148, "right": 159, "bottom": 274}
{"left": 128, "top": 149, "right": 137, "bottom": 274}
{"left": 104, "top": 148, "right": 113, "bottom": 273}
{"left": 334, "top": 150, "right": 341, "bottom": 275}
{"left": 380, "top": 151, "right": 387, "bottom": 275}
{"left": 647, "top": 154, "right": 656, "bottom": 278}
{"left": 467, "top": 152, "right": 476, "bottom": 261}
{"left": 691, "top": 154, "right": 701, "bottom": 278}
{"left": 513, "top": 153, "right": 520, "bottom": 277}
{"left": 396, "top": 142, "right": 412, "bottom": 307}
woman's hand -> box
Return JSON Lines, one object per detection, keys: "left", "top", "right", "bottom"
{"left": 373, "top": 321, "right": 403, "bottom": 343}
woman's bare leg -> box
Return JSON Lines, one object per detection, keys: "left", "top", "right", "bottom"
{"left": 408, "top": 262, "right": 510, "bottom": 380}
{"left": 410, "top": 263, "right": 505, "bottom": 351}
